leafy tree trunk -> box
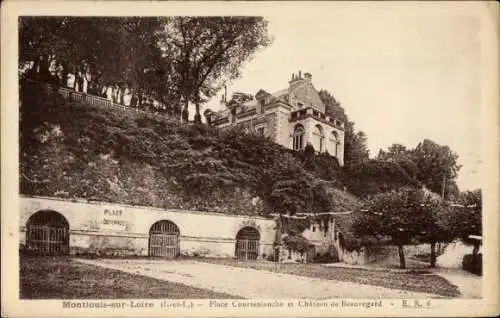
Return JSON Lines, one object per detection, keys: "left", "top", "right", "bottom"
{"left": 194, "top": 101, "right": 202, "bottom": 124}
{"left": 397, "top": 244, "right": 406, "bottom": 269}
{"left": 430, "top": 241, "right": 437, "bottom": 268}
{"left": 182, "top": 96, "right": 189, "bottom": 122}
{"left": 61, "top": 62, "right": 68, "bottom": 87}
{"left": 39, "top": 54, "right": 51, "bottom": 82}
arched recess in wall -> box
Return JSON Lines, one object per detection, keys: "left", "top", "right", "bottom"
{"left": 313, "top": 124, "right": 325, "bottom": 152}
{"left": 293, "top": 124, "right": 305, "bottom": 150}
{"left": 235, "top": 227, "right": 260, "bottom": 260}
{"left": 149, "top": 220, "right": 180, "bottom": 259}
{"left": 26, "top": 210, "right": 69, "bottom": 255}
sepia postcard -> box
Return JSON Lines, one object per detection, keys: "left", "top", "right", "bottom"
{"left": 1, "top": 1, "right": 499, "bottom": 317}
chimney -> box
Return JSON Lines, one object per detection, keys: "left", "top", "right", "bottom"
{"left": 304, "top": 72, "right": 312, "bottom": 82}
{"left": 298, "top": 70, "right": 302, "bottom": 79}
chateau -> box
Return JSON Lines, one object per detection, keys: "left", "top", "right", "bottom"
{"left": 206, "top": 71, "right": 345, "bottom": 166}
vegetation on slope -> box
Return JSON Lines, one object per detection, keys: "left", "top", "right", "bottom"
{"left": 20, "top": 82, "right": 360, "bottom": 215}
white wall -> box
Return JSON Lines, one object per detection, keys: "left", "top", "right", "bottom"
{"left": 20, "top": 195, "right": 276, "bottom": 258}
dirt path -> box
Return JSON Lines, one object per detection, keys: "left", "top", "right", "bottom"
{"left": 76, "top": 259, "right": 440, "bottom": 299}
{"left": 323, "top": 263, "right": 482, "bottom": 299}
{"left": 433, "top": 268, "right": 482, "bottom": 298}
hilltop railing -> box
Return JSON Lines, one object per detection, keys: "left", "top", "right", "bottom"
{"left": 23, "top": 79, "right": 183, "bottom": 122}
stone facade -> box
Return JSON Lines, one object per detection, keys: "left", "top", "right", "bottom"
{"left": 20, "top": 195, "right": 276, "bottom": 258}
{"left": 278, "top": 215, "right": 348, "bottom": 263}
{"left": 208, "top": 71, "right": 345, "bottom": 166}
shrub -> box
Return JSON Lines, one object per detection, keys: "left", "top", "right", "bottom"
{"left": 282, "top": 234, "right": 311, "bottom": 254}
{"left": 312, "top": 252, "right": 338, "bottom": 263}
{"left": 266, "top": 253, "right": 276, "bottom": 262}
{"left": 462, "top": 253, "right": 482, "bottom": 276}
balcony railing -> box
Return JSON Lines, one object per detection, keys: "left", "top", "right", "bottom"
{"left": 289, "top": 107, "right": 344, "bottom": 129}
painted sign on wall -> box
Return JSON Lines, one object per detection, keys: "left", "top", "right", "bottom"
{"left": 102, "top": 207, "right": 127, "bottom": 231}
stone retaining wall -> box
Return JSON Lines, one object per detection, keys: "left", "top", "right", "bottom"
{"left": 20, "top": 195, "right": 276, "bottom": 258}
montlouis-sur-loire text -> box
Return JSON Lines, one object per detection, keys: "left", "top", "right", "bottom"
{"left": 63, "top": 300, "right": 154, "bottom": 309}
{"left": 62, "top": 300, "right": 195, "bottom": 309}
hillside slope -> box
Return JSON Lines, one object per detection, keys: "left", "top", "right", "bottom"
{"left": 20, "top": 82, "right": 360, "bottom": 215}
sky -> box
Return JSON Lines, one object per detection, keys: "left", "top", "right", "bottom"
{"left": 200, "top": 3, "right": 484, "bottom": 191}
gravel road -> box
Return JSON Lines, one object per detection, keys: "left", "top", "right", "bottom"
{"left": 76, "top": 259, "right": 441, "bottom": 299}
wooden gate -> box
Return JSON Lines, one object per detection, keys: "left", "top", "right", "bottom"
{"left": 235, "top": 227, "right": 260, "bottom": 260}
{"left": 26, "top": 211, "right": 69, "bottom": 255}
{"left": 149, "top": 220, "right": 180, "bottom": 258}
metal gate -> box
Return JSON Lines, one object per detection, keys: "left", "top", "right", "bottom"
{"left": 149, "top": 220, "right": 180, "bottom": 258}
{"left": 26, "top": 211, "right": 69, "bottom": 255}
{"left": 235, "top": 227, "right": 260, "bottom": 260}
{"left": 27, "top": 225, "right": 69, "bottom": 255}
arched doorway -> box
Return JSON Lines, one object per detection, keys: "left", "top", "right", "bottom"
{"left": 235, "top": 227, "right": 260, "bottom": 260}
{"left": 26, "top": 210, "right": 69, "bottom": 255}
{"left": 149, "top": 220, "right": 180, "bottom": 258}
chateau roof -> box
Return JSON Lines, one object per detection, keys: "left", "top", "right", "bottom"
{"left": 271, "top": 89, "right": 289, "bottom": 98}
{"left": 214, "top": 72, "right": 328, "bottom": 117}
{"left": 289, "top": 81, "right": 325, "bottom": 111}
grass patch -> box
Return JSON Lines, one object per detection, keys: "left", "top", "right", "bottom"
{"left": 195, "top": 258, "right": 460, "bottom": 298}
{"left": 20, "top": 256, "right": 239, "bottom": 299}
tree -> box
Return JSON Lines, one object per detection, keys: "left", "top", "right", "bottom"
{"left": 161, "top": 17, "right": 271, "bottom": 123}
{"left": 377, "top": 143, "right": 418, "bottom": 179}
{"left": 317, "top": 90, "right": 369, "bottom": 166}
{"left": 353, "top": 188, "right": 433, "bottom": 268}
{"left": 269, "top": 177, "right": 313, "bottom": 215}
{"left": 19, "top": 17, "right": 77, "bottom": 82}
{"left": 318, "top": 89, "right": 347, "bottom": 122}
{"left": 447, "top": 189, "right": 482, "bottom": 254}
{"left": 19, "top": 17, "right": 174, "bottom": 104}
{"left": 377, "top": 144, "right": 408, "bottom": 161}
{"left": 343, "top": 159, "right": 420, "bottom": 198}
{"left": 415, "top": 191, "right": 453, "bottom": 268}
{"left": 411, "top": 139, "right": 461, "bottom": 198}
{"left": 344, "top": 122, "right": 370, "bottom": 165}
{"left": 377, "top": 140, "right": 461, "bottom": 199}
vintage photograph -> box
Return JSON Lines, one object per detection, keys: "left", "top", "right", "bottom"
{"left": 3, "top": 1, "right": 498, "bottom": 317}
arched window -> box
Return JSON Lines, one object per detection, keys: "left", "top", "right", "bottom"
{"left": 313, "top": 125, "right": 325, "bottom": 152}
{"left": 293, "top": 124, "right": 305, "bottom": 150}
{"left": 330, "top": 131, "right": 339, "bottom": 157}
